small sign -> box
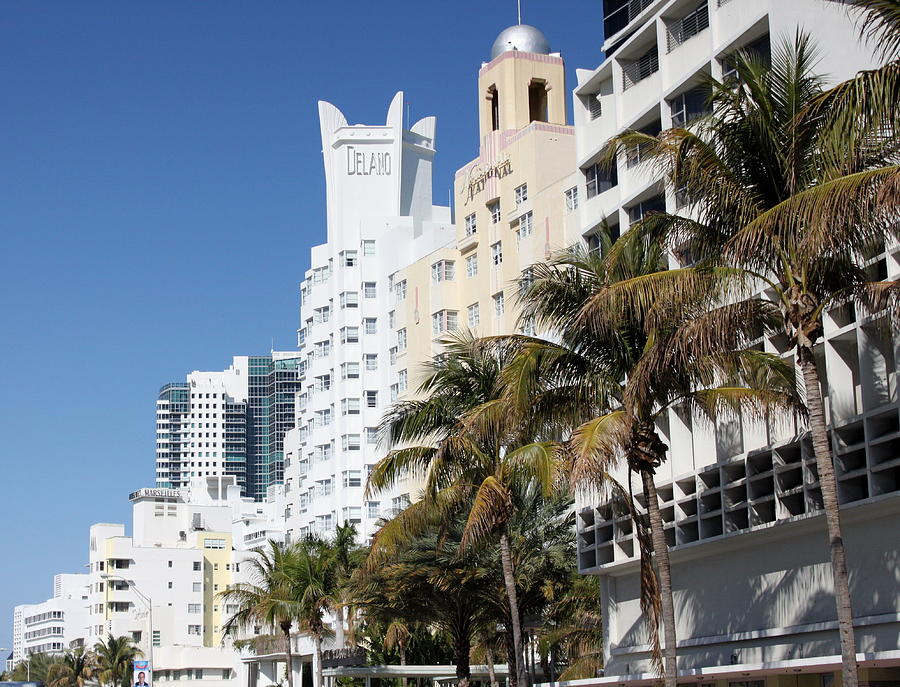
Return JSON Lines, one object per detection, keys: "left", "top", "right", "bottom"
{"left": 322, "top": 648, "right": 367, "bottom": 668}
{"left": 133, "top": 660, "right": 151, "bottom": 687}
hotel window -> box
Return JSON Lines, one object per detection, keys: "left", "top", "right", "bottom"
{"left": 390, "top": 383, "right": 399, "bottom": 401}
{"left": 342, "top": 506, "right": 362, "bottom": 524}
{"left": 364, "top": 318, "right": 377, "bottom": 335}
{"left": 491, "top": 242, "right": 503, "bottom": 265}
{"left": 493, "top": 292, "right": 505, "bottom": 316}
{"left": 313, "top": 306, "right": 331, "bottom": 324}
{"left": 363, "top": 282, "right": 377, "bottom": 298}
{"left": 520, "top": 266, "right": 535, "bottom": 291}
{"left": 342, "top": 434, "right": 361, "bottom": 451}
{"left": 188, "top": 604, "right": 201, "bottom": 614}
{"left": 367, "top": 501, "right": 380, "bottom": 518}
{"left": 521, "top": 316, "right": 537, "bottom": 336}
{"left": 488, "top": 201, "right": 501, "bottom": 224}
{"left": 514, "top": 183, "right": 528, "bottom": 205}
{"left": 516, "top": 211, "right": 534, "bottom": 240}
{"left": 365, "top": 390, "right": 378, "bottom": 408}
{"left": 314, "top": 374, "right": 331, "bottom": 392}
{"left": 669, "top": 87, "right": 710, "bottom": 128}
{"left": 398, "top": 369, "right": 408, "bottom": 392}
{"left": 192, "top": 582, "right": 202, "bottom": 593}
{"left": 340, "top": 327, "right": 359, "bottom": 344}
{"left": 465, "top": 213, "right": 477, "bottom": 236}
{"left": 341, "top": 362, "right": 360, "bottom": 379}
{"left": 188, "top": 625, "right": 201, "bottom": 635}
{"left": 584, "top": 161, "right": 618, "bottom": 199}
{"left": 388, "top": 310, "right": 396, "bottom": 328}
{"left": 394, "top": 279, "right": 407, "bottom": 301}
{"left": 466, "top": 253, "right": 478, "bottom": 278}
{"left": 342, "top": 250, "right": 358, "bottom": 267}
{"left": 339, "top": 291, "right": 359, "bottom": 309}
{"left": 431, "top": 260, "right": 456, "bottom": 283}
{"left": 622, "top": 45, "right": 659, "bottom": 90}
{"left": 192, "top": 561, "right": 202, "bottom": 571}
{"left": 432, "top": 310, "right": 459, "bottom": 337}
{"left": 366, "top": 427, "right": 378, "bottom": 444}
{"left": 666, "top": 2, "right": 709, "bottom": 52}
{"left": 627, "top": 196, "right": 666, "bottom": 225}
{"left": 340, "top": 398, "right": 360, "bottom": 416}
{"left": 362, "top": 239, "right": 376, "bottom": 256}
{"left": 397, "top": 328, "right": 408, "bottom": 351}
{"left": 342, "top": 470, "right": 362, "bottom": 488}
{"left": 204, "top": 538, "right": 225, "bottom": 549}
{"left": 364, "top": 353, "right": 378, "bottom": 370}
{"left": 467, "top": 302, "right": 480, "bottom": 327}
{"left": 565, "top": 187, "right": 579, "bottom": 211}
{"left": 152, "top": 631, "right": 161, "bottom": 647}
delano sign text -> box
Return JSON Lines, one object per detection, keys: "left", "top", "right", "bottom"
{"left": 347, "top": 146, "right": 392, "bottom": 176}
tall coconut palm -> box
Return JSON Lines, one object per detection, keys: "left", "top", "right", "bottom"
{"left": 46, "top": 646, "right": 96, "bottom": 687}
{"left": 605, "top": 33, "right": 899, "bottom": 687}
{"left": 330, "top": 522, "right": 364, "bottom": 648}
{"left": 219, "top": 540, "right": 303, "bottom": 687}
{"left": 513, "top": 234, "right": 798, "bottom": 687}
{"left": 289, "top": 537, "right": 339, "bottom": 687}
{"left": 94, "top": 635, "right": 141, "bottom": 687}
{"left": 368, "top": 331, "right": 569, "bottom": 687}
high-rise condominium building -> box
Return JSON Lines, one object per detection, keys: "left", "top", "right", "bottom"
{"left": 156, "top": 353, "right": 303, "bottom": 500}
{"left": 569, "top": 1, "right": 899, "bottom": 684}
{"left": 279, "top": 92, "right": 455, "bottom": 542}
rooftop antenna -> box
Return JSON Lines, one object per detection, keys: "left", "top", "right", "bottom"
{"left": 517, "top": 0, "right": 522, "bottom": 24}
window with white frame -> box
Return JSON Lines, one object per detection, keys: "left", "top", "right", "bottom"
{"left": 565, "top": 187, "right": 579, "bottom": 211}
{"left": 341, "top": 362, "right": 360, "bottom": 379}
{"left": 466, "top": 253, "right": 478, "bottom": 278}
{"left": 390, "top": 383, "right": 399, "bottom": 401}
{"left": 362, "top": 239, "right": 376, "bottom": 256}
{"left": 314, "top": 341, "right": 331, "bottom": 358}
{"left": 188, "top": 604, "right": 201, "bottom": 614}
{"left": 340, "top": 398, "right": 360, "bottom": 416}
{"left": 488, "top": 201, "right": 501, "bottom": 224}
{"left": 188, "top": 625, "right": 201, "bottom": 635}
{"left": 313, "top": 306, "right": 331, "bottom": 324}
{"left": 432, "top": 310, "right": 459, "bottom": 337}
{"left": 314, "top": 374, "right": 331, "bottom": 392}
{"left": 342, "top": 470, "right": 362, "bottom": 488}
{"left": 394, "top": 279, "right": 407, "bottom": 301}
{"left": 366, "top": 427, "right": 378, "bottom": 444}
{"left": 397, "top": 328, "right": 407, "bottom": 351}
{"left": 315, "top": 409, "right": 332, "bottom": 427}
{"left": 363, "top": 282, "right": 377, "bottom": 299}
{"left": 389, "top": 347, "right": 398, "bottom": 365}
{"left": 585, "top": 162, "right": 618, "bottom": 199}
{"left": 431, "top": 260, "right": 456, "bottom": 283}
{"left": 342, "top": 506, "right": 362, "bottom": 524}
{"left": 364, "top": 353, "right": 378, "bottom": 370}
{"left": 388, "top": 310, "right": 396, "bottom": 329}
{"left": 342, "top": 250, "right": 358, "bottom": 267}
{"left": 516, "top": 211, "right": 534, "bottom": 240}
{"left": 365, "top": 390, "right": 378, "bottom": 408}
{"left": 366, "top": 501, "right": 380, "bottom": 519}
{"left": 493, "top": 291, "right": 505, "bottom": 316}
{"left": 340, "top": 327, "right": 359, "bottom": 344}
{"left": 514, "top": 183, "right": 528, "bottom": 205}
{"left": 669, "top": 87, "right": 710, "bottom": 128}
{"left": 398, "top": 369, "right": 408, "bottom": 392}
{"left": 491, "top": 242, "right": 503, "bottom": 265}
{"left": 342, "top": 434, "right": 361, "bottom": 451}
{"left": 364, "top": 317, "right": 377, "bottom": 335}
{"left": 467, "top": 302, "right": 480, "bottom": 327}
{"left": 465, "top": 213, "right": 477, "bottom": 236}
{"left": 340, "top": 291, "right": 358, "bottom": 309}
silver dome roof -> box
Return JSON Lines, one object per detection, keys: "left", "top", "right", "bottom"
{"left": 490, "top": 24, "right": 550, "bottom": 60}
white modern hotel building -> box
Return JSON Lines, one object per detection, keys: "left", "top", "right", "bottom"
{"left": 568, "top": 1, "right": 899, "bottom": 686}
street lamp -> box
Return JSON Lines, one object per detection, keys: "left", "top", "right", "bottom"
{"left": 100, "top": 574, "right": 153, "bottom": 676}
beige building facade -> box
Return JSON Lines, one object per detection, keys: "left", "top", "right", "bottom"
{"left": 391, "top": 26, "right": 580, "bottom": 388}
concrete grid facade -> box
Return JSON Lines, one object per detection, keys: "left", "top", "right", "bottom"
{"left": 570, "top": 0, "right": 900, "bottom": 684}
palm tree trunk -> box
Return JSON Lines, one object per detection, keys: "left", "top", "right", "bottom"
{"left": 400, "top": 643, "right": 407, "bottom": 687}
{"left": 640, "top": 469, "right": 677, "bottom": 687}
{"left": 454, "top": 632, "right": 471, "bottom": 687}
{"left": 499, "top": 532, "right": 527, "bottom": 687}
{"left": 314, "top": 635, "right": 324, "bottom": 687}
{"left": 334, "top": 605, "right": 345, "bottom": 647}
{"left": 485, "top": 644, "right": 498, "bottom": 687}
{"left": 798, "top": 347, "right": 859, "bottom": 687}
{"left": 281, "top": 625, "right": 294, "bottom": 687}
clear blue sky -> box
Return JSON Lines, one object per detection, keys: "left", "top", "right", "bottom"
{"left": 0, "top": 1, "right": 602, "bottom": 652}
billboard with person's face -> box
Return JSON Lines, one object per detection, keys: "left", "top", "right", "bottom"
{"left": 133, "top": 660, "right": 151, "bottom": 687}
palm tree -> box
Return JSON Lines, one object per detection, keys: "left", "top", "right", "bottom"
{"left": 219, "top": 540, "right": 302, "bottom": 687}
{"left": 46, "top": 646, "right": 95, "bottom": 687}
{"left": 330, "top": 522, "right": 364, "bottom": 647}
{"left": 10, "top": 653, "right": 66, "bottom": 683}
{"left": 605, "top": 33, "right": 899, "bottom": 687}
{"left": 352, "top": 511, "right": 498, "bottom": 687}
{"left": 513, "top": 235, "right": 797, "bottom": 687}
{"left": 539, "top": 575, "right": 604, "bottom": 681}
{"left": 289, "top": 537, "right": 339, "bottom": 687}
{"left": 368, "top": 331, "right": 567, "bottom": 687}
{"left": 94, "top": 635, "right": 141, "bottom": 687}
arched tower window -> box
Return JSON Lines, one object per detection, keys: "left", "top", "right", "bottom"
{"left": 489, "top": 86, "right": 500, "bottom": 131}
{"left": 528, "top": 79, "right": 548, "bottom": 123}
